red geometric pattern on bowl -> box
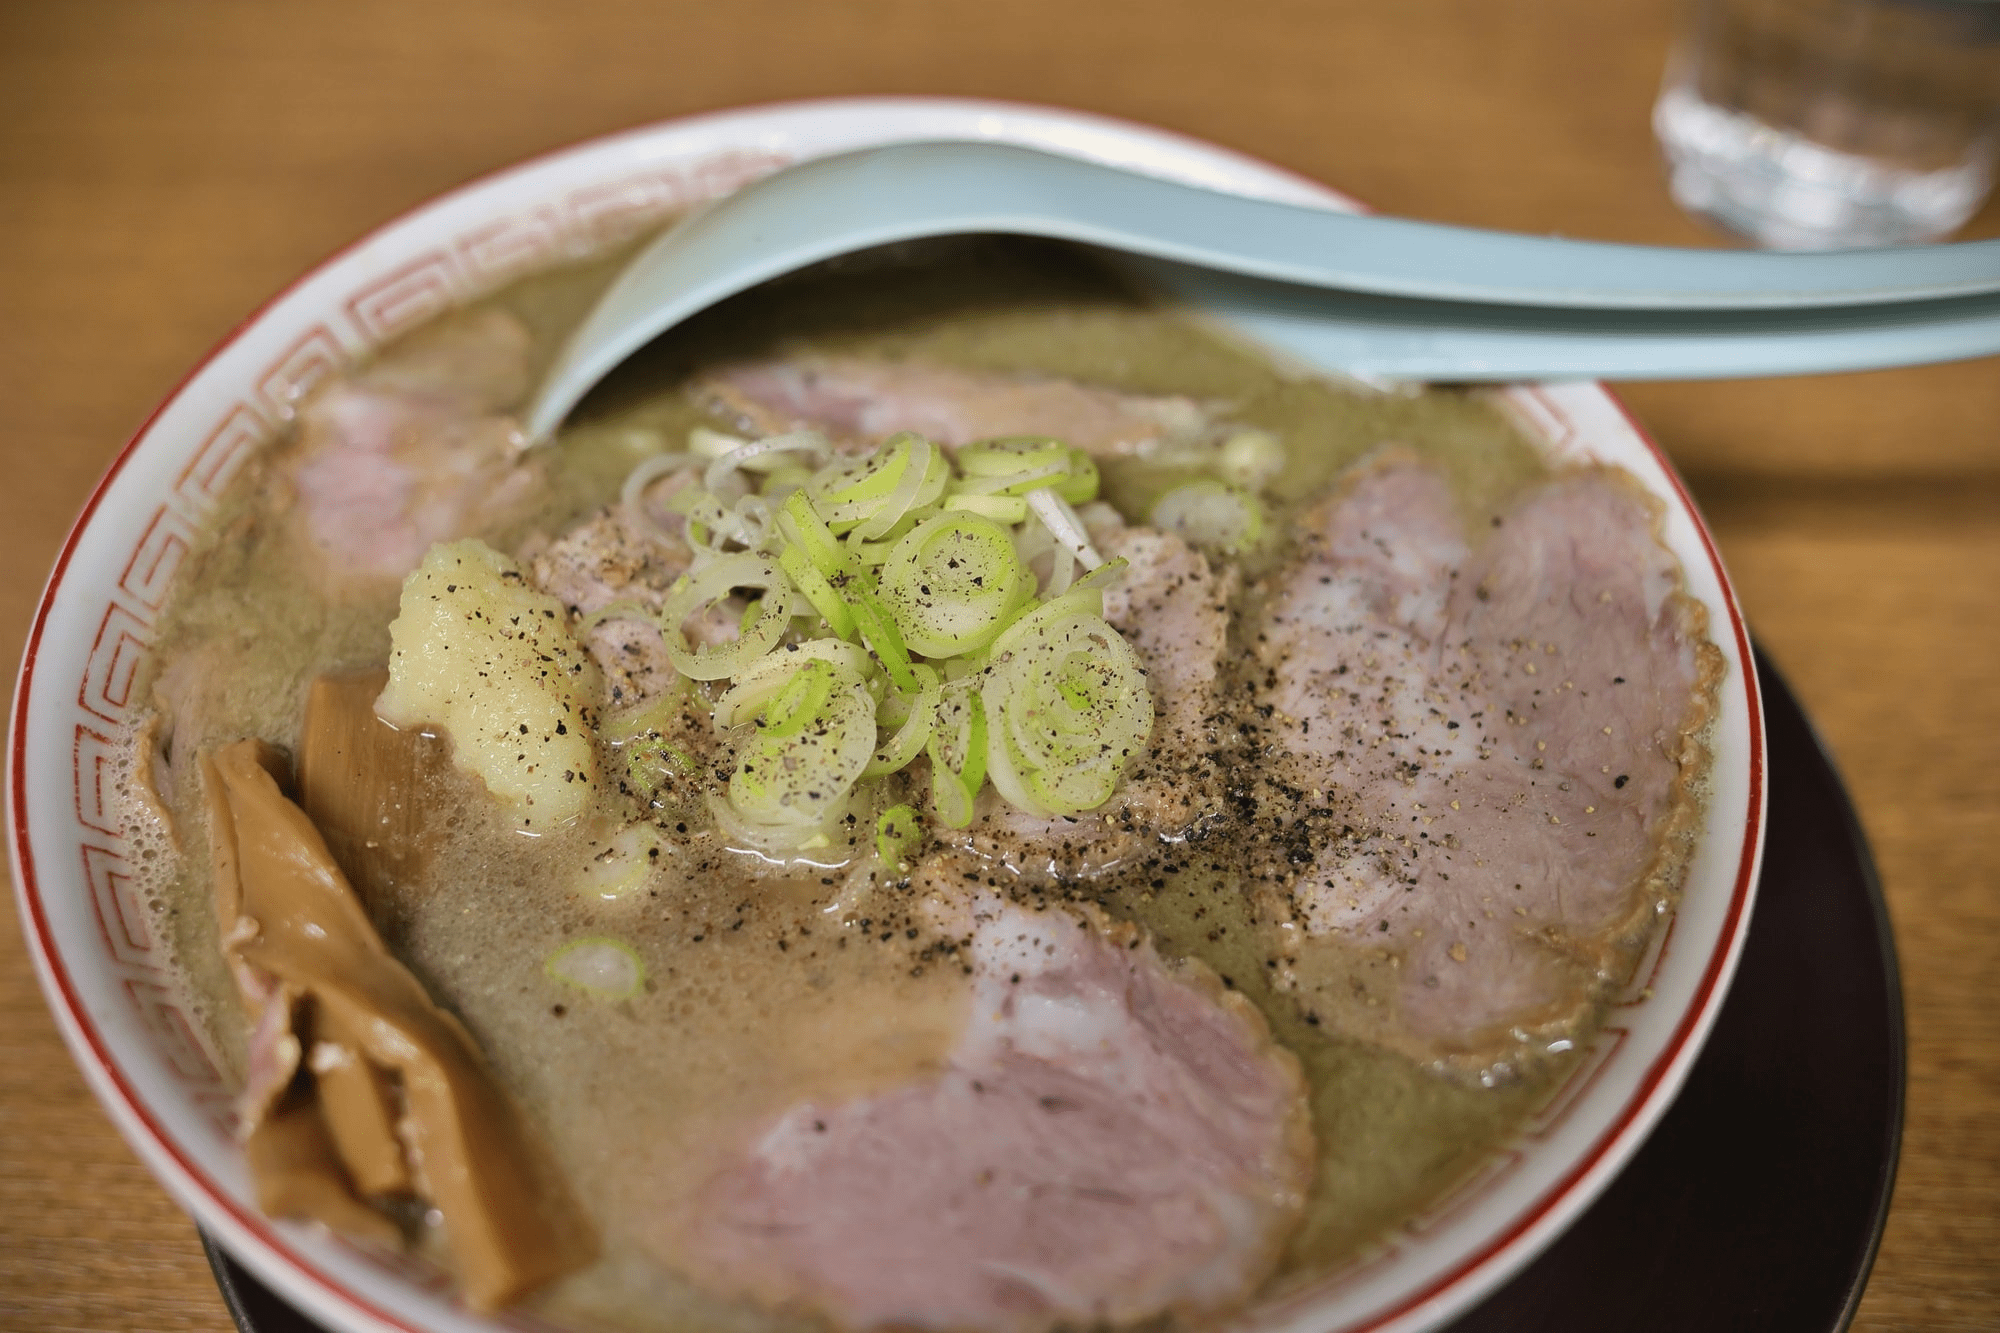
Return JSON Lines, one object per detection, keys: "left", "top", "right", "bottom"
{"left": 116, "top": 505, "right": 199, "bottom": 613}
{"left": 49, "top": 144, "right": 807, "bottom": 1115}
{"left": 1525, "top": 1028, "right": 1632, "bottom": 1140}
{"left": 13, "top": 139, "right": 814, "bottom": 1325}
{"left": 9, "top": 100, "right": 1764, "bottom": 1333}
{"left": 1615, "top": 912, "right": 1678, "bottom": 1007}
{"left": 259, "top": 326, "right": 350, "bottom": 423}
{"left": 175, "top": 403, "right": 269, "bottom": 509}
{"left": 77, "top": 602, "right": 154, "bottom": 726}
{"left": 73, "top": 723, "right": 131, "bottom": 837}
{"left": 80, "top": 840, "right": 155, "bottom": 967}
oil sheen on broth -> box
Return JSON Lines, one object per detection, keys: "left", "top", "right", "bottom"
{"left": 126, "top": 238, "right": 1704, "bottom": 1331}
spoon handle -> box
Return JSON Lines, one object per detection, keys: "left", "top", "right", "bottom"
{"left": 529, "top": 142, "right": 2000, "bottom": 436}
{"left": 826, "top": 142, "right": 2000, "bottom": 310}
{"left": 1133, "top": 258, "right": 2000, "bottom": 382}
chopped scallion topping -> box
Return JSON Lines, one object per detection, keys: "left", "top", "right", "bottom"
{"left": 1149, "top": 479, "right": 1265, "bottom": 554}
{"left": 545, "top": 937, "right": 646, "bottom": 1000}
{"left": 878, "top": 512, "right": 1032, "bottom": 659}
{"left": 631, "top": 428, "right": 1163, "bottom": 839}
{"left": 875, "top": 803, "right": 923, "bottom": 869}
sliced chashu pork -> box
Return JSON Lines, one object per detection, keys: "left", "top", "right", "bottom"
{"left": 521, "top": 464, "right": 748, "bottom": 719}
{"left": 677, "top": 896, "right": 1312, "bottom": 1333}
{"left": 524, "top": 466, "right": 701, "bottom": 710}
{"left": 696, "top": 356, "right": 1211, "bottom": 457}
{"left": 1252, "top": 455, "right": 1718, "bottom": 1073}
{"left": 281, "top": 308, "right": 545, "bottom": 594}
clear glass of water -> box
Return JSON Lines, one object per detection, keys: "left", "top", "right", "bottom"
{"left": 1655, "top": 0, "right": 2000, "bottom": 249}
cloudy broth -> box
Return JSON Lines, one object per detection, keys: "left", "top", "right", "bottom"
{"left": 130, "top": 238, "right": 1679, "bottom": 1332}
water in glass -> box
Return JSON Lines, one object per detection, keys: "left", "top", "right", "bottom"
{"left": 1655, "top": 0, "right": 2000, "bottom": 248}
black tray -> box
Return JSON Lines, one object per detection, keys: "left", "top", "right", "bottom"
{"left": 202, "top": 647, "right": 1905, "bottom": 1333}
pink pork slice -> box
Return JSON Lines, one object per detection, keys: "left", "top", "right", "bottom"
{"left": 282, "top": 308, "right": 544, "bottom": 592}
{"left": 679, "top": 900, "right": 1313, "bottom": 1333}
{"left": 1254, "top": 454, "right": 1717, "bottom": 1071}
{"left": 696, "top": 356, "right": 1210, "bottom": 456}
{"left": 524, "top": 467, "right": 701, "bottom": 710}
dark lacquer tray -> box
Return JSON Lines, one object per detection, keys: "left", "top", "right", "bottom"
{"left": 202, "top": 647, "right": 1905, "bottom": 1333}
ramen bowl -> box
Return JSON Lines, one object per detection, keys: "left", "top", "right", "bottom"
{"left": 7, "top": 97, "right": 1764, "bottom": 1333}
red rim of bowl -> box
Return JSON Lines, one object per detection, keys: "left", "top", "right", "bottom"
{"left": 7, "top": 95, "right": 1765, "bottom": 1333}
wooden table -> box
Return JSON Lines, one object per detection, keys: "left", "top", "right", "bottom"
{"left": 3, "top": 2, "right": 1995, "bottom": 1328}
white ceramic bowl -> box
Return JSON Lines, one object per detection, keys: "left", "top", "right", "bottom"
{"left": 8, "top": 97, "right": 1765, "bottom": 1333}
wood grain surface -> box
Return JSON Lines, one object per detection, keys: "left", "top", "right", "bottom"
{"left": 2, "top": 2, "right": 1995, "bottom": 1330}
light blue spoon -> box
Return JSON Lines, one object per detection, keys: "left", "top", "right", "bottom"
{"left": 526, "top": 141, "right": 2000, "bottom": 437}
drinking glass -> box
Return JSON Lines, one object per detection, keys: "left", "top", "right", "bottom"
{"left": 1654, "top": 0, "right": 2000, "bottom": 249}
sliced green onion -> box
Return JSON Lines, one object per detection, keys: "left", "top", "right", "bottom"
{"left": 778, "top": 542, "right": 857, "bottom": 639}
{"left": 864, "top": 664, "right": 940, "bottom": 777}
{"left": 575, "top": 597, "right": 658, "bottom": 636}
{"left": 989, "top": 561, "right": 1125, "bottom": 658}
{"left": 619, "top": 453, "right": 698, "bottom": 522}
{"left": 713, "top": 640, "right": 874, "bottom": 728}
{"left": 950, "top": 463, "right": 1070, "bottom": 497}
{"left": 957, "top": 693, "right": 989, "bottom": 798}
{"left": 983, "top": 566, "right": 1115, "bottom": 645}
{"left": 599, "top": 695, "right": 698, "bottom": 806}
{"left": 913, "top": 445, "right": 951, "bottom": 505}
{"left": 619, "top": 736, "right": 698, "bottom": 807}
{"left": 733, "top": 495, "right": 775, "bottom": 551}
{"left": 928, "top": 684, "right": 989, "bottom": 828}
{"left": 955, "top": 438, "right": 1098, "bottom": 503}
{"left": 682, "top": 490, "right": 733, "bottom": 557}
{"left": 958, "top": 437, "right": 1071, "bottom": 476}
{"left": 1149, "top": 479, "right": 1266, "bottom": 554}
{"left": 757, "top": 659, "right": 839, "bottom": 739}
{"left": 545, "top": 937, "right": 646, "bottom": 999}
{"left": 645, "top": 428, "right": 1160, "bottom": 830}
{"left": 664, "top": 479, "right": 709, "bottom": 518}
{"left": 875, "top": 804, "right": 922, "bottom": 870}
{"left": 848, "top": 585, "right": 921, "bottom": 694}
{"left": 941, "top": 652, "right": 987, "bottom": 682}
{"left": 983, "top": 589, "right": 1042, "bottom": 646}
{"left": 1072, "top": 555, "right": 1129, "bottom": 599}
{"left": 779, "top": 489, "right": 853, "bottom": 580}
{"left": 809, "top": 433, "right": 913, "bottom": 529}
{"left": 576, "top": 824, "right": 665, "bottom": 901}
{"left": 798, "top": 433, "right": 950, "bottom": 542}
{"left": 1217, "top": 429, "right": 1286, "bottom": 490}
{"left": 704, "top": 430, "right": 829, "bottom": 496}
{"left": 730, "top": 662, "right": 876, "bottom": 828}
{"left": 878, "top": 512, "right": 1031, "bottom": 659}
{"left": 844, "top": 504, "right": 938, "bottom": 567}
{"left": 944, "top": 493, "right": 1030, "bottom": 523}
{"left": 1053, "top": 450, "right": 1100, "bottom": 504}
{"left": 847, "top": 538, "right": 899, "bottom": 568}
{"left": 657, "top": 554, "right": 793, "bottom": 681}
{"left": 1043, "top": 544, "right": 1076, "bottom": 597}
{"left": 675, "top": 488, "right": 777, "bottom": 563}
{"left": 983, "top": 608, "right": 1153, "bottom": 817}
{"left": 760, "top": 463, "right": 816, "bottom": 497}
{"left": 851, "top": 435, "right": 943, "bottom": 541}
{"left": 1025, "top": 487, "right": 1106, "bottom": 570}
{"left": 875, "top": 662, "right": 926, "bottom": 727}
{"left": 689, "top": 425, "right": 749, "bottom": 460}
{"left": 809, "top": 447, "right": 904, "bottom": 517}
